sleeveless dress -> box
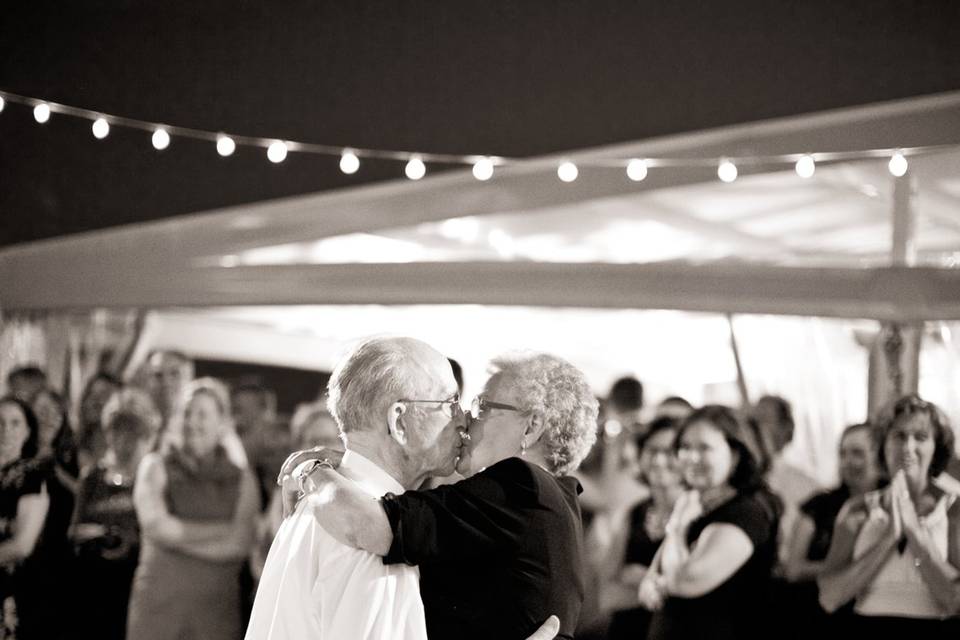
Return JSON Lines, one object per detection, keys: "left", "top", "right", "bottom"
{"left": 126, "top": 446, "right": 244, "bottom": 640}
{"left": 849, "top": 488, "right": 959, "bottom": 637}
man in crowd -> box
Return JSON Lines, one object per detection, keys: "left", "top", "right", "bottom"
{"left": 5, "top": 364, "right": 48, "bottom": 402}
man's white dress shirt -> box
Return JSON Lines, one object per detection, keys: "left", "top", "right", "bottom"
{"left": 246, "top": 450, "right": 428, "bottom": 640}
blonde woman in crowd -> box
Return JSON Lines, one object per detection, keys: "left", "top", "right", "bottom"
{"left": 127, "top": 378, "right": 259, "bottom": 640}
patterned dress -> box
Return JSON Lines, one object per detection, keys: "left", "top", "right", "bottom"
{"left": 0, "top": 459, "right": 46, "bottom": 640}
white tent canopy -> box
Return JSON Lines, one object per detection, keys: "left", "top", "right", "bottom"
{"left": 2, "top": 91, "right": 959, "bottom": 319}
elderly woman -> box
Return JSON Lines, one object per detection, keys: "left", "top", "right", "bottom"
{"left": 296, "top": 352, "right": 598, "bottom": 640}
{"left": 72, "top": 388, "right": 161, "bottom": 640}
{"left": 817, "top": 395, "right": 960, "bottom": 635}
{"left": 127, "top": 378, "right": 259, "bottom": 640}
{"left": 639, "top": 405, "right": 782, "bottom": 640}
{"left": 0, "top": 397, "right": 51, "bottom": 639}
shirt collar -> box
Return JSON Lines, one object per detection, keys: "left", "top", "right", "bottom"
{"left": 341, "top": 449, "right": 405, "bottom": 497}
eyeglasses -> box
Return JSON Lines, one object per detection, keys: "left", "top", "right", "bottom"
{"left": 399, "top": 393, "right": 463, "bottom": 418}
{"left": 470, "top": 396, "right": 521, "bottom": 420}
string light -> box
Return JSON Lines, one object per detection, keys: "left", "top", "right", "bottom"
{"left": 33, "top": 103, "right": 50, "bottom": 123}
{"left": 267, "top": 141, "right": 288, "bottom": 163}
{"left": 718, "top": 159, "right": 738, "bottom": 183}
{"left": 92, "top": 118, "right": 110, "bottom": 140}
{"left": 216, "top": 135, "right": 236, "bottom": 157}
{"left": 472, "top": 157, "right": 494, "bottom": 181}
{"left": 339, "top": 149, "right": 360, "bottom": 174}
{"left": 405, "top": 156, "right": 426, "bottom": 180}
{"left": 151, "top": 127, "right": 170, "bottom": 150}
{"left": 626, "top": 158, "right": 648, "bottom": 181}
{"left": 557, "top": 161, "right": 578, "bottom": 183}
{"left": 0, "top": 90, "right": 952, "bottom": 183}
{"left": 795, "top": 154, "right": 815, "bottom": 178}
{"left": 888, "top": 151, "right": 908, "bottom": 177}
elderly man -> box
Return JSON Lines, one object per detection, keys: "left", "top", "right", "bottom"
{"left": 246, "top": 337, "right": 466, "bottom": 639}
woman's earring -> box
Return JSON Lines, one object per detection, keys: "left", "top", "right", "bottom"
{"left": 520, "top": 438, "right": 527, "bottom": 456}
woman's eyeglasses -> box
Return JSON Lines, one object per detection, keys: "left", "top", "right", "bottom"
{"left": 470, "top": 396, "right": 521, "bottom": 420}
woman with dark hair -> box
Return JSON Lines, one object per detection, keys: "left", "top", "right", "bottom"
{"left": 639, "top": 404, "right": 782, "bottom": 640}
{"left": 77, "top": 371, "right": 122, "bottom": 472}
{"left": 817, "top": 395, "right": 960, "bottom": 635}
{"left": 780, "top": 423, "right": 884, "bottom": 635}
{"left": 605, "top": 416, "right": 683, "bottom": 640}
{"left": 0, "top": 396, "right": 52, "bottom": 638}
{"left": 72, "top": 388, "right": 161, "bottom": 640}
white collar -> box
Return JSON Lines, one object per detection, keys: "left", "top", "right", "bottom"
{"left": 341, "top": 449, "right": 405, "bottom": 497}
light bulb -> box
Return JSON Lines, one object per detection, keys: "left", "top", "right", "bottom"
{"left": 216, "top": 136, "right": 236, "bottom": 157}
{"left": 267, "top": 141, "right": 288, "bottom": 163}
{"left": 92, "top": 118, "right": 110, "bottom": 140}
{"left": 888, "top": 151, "right": 908, "bottom": 177}
{"left": 718, "top": 159, "right": 738, "bottom": 183}
{"left": 795, "top": 154, "right": 815, "bottom": 179}
{"left": 557, "top": 161, "right": 578, "bottom": 183}
{"left": 405, "top": 156, "right": 426, "bottom": 180}
{"left": 0, "top": 96, "right": 5, "bottom": 113}
{"left": 33, "top": 103, "right": 51, "bottom": 123}
{"left": 626, "top": 158, "right": 648, "bottom": 181}
{"left": 339, "top": 150, "right": 360, "bottom": 174}
{"left": 152, "top": 128, "right": 170, "bottom": 150}
{"left": 472, "top": 157, "right": 494, "bottom": 181}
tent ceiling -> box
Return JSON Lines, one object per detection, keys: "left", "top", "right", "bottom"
{"left": 2, "top": 92, "right": 960, "bottom": 319}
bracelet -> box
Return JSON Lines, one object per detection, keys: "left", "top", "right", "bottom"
{"left": 297, "top": 458, "right": 335, "bottom": 496}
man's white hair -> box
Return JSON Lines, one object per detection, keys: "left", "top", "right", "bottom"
{"left": 327, "top": 337, "right": 434, "bottom": 433}
{"left": 490, "top": 352, "right": 598, "bottom": 476}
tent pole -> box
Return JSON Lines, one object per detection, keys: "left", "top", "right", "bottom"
{"left": 868, "top": 174, "right": 921, "bottom": 419}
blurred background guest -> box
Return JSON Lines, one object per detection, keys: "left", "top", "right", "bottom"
{"left": 127, "top": 378, "right": 259, "bottom": 640}
{"left": 0, "top": 397, "right": 54, "bottom": 639}
{"left": 604, "top": 416, "right": 683, "bottom": 640}
{"left": 252, "top": 400, "right": 343, "bottom": 579}
{"left": 653, "top": 396, "right": 694, "bottom": 422}
{"left": 141, "top": 350, "right": 194, "bottom": 428}
{"left": 76, "top": 371, "right": 123, "bottom": 473}
{"left": 641, "top": 405, "right": 782, "bottom": 640}
{"left": 817, "top": 395, "right": 959, "bottom": 636}
{"left": 780, "top": 422, "right": 884, "bottom": 637}
{"left": 4, "top": 367, "right": 47, "bottom": 404}
{"left": 231, "top": 382, "right": 289, "bottom": 510}
{"left": 72, "top": 388, "right": 161, "bottom": 640}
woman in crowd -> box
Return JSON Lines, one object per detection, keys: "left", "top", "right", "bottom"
{"left": 127, "top": 378, "right": 259, "bottom": 640}
{"left": 781, "top": 422, "right": 883, "bottom": 634}
{"left": 76, "top": 371, "right": 122, "bottom": 472}
{"left": 605, "top": 416, "right": 683, "bottom": 640}
{"left": 72, "top": 388, "right": 161, "bottom": 640}
{"left": 639, "top": 405, "right": 782, "bottom": 640}
{"left": 817, "top": 395, "right": 960, "bottom": 634}
{"left": 0, "top": 397, "right": 51, "bottom": 639}
{"left": 298, "top": 352, "right": 598, "bottom": 640}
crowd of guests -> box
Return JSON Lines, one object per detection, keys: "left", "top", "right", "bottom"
{"left": 0, "top": 356, "right": 958, "bottom": 639}
{"left": 578, "top": 377, "right": 960, "bottom": 639}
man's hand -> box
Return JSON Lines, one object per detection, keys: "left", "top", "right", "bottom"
{"left": 525, "top": 615, "right": 560, "bottom": 640}
{"left": 276, "top": 447, "right": 345, "bottom": 518}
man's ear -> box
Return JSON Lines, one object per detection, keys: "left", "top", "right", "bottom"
{"left": 387, "top": 401, "right": 408, "bottom": 446}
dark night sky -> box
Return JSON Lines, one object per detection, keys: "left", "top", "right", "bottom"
{"left": 2, "top": 1, "right": 960, "bottom": 247}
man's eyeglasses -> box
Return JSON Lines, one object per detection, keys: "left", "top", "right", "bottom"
{"left": 399, "top": 394, "right": 463, "bottom": 418}
{"left": 470, "top": 396, "right": 521, "bottom": 420}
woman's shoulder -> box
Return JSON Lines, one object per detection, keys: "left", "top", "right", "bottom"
{"left": 475, "top": 457, "right": 579, "bottom": 506}
{"left": 0, "top": 458, "right": 47, "bottom": 494}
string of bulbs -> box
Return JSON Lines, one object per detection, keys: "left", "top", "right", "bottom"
{"left": 0, "top": 89, "right": 947, "bottom": 184}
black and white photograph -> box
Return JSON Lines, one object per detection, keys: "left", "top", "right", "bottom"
{"left": 1, "top": 2, "right": 960, "bottom": 639}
